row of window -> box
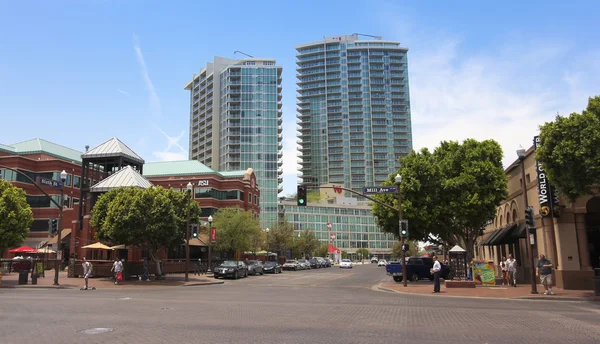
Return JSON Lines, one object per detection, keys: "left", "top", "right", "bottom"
{"left": 25, "top": 195, "right": 80, "bottom": 209}
{"left": 282, "top": 206, "right": 373, "bottom": 216}
{"left": 1, "top": 169, "right": 81, "bottom": 189}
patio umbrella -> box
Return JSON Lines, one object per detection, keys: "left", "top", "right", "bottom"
{"left": 35, "top": 247, "right": 56, "bottom": 254}
{"left": 8, "top": 246, "right": 38, "bottom": 253}
{"left": 110, "top": 244, "right": 127, "bottom": 250}
{"left": 81, "top": 242, "right": 112, "bottom": 250}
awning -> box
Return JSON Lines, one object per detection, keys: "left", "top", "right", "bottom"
{"left": 490, "top": 224, "right": 517, "bottom": 246}
{"left": 23, "top": 238, "right": 49, "bottom": 249}
{"left": 47, "top": 228, "right": 71, "bottom": 245}
{"left": 480, "top": 229, "right": 500, "bottom": 246}
{"left": 479, "top": 231, "right": 497, "bottom": 246}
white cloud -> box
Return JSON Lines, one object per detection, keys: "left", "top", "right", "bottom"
{"left": 376, "top": 8, "right": 600, "bottom": 168}
{"left": 133, "top": 34, "right": 161, "bottom": 117}
{"left": 118, "top": 89, "right": 129, "bottom": 96}
{"left": 151, "top": 125, "right": 188, "bottom": 162}
{"left": 152, "top": 151, "right": 188, "bottom": 161}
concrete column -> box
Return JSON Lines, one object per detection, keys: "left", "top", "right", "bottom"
{"left": 575, "top": 212, "right": 592, "bottom": 269}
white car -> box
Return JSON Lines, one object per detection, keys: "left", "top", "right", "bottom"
{"left": 339, "top": 259, "right": 353, "bottom": 269}
{"left": 378, "top": 259, "right": 387, "bottom": 267}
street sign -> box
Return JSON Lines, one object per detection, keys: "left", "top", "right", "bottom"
{"left": 38, "top": 177, "right": 63, "bottom": 189}
{"left": 362, "top": 186, "right": 397, "bottom": 194}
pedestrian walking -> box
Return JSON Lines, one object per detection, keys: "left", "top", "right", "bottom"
{"left": 537, "top": 254, "right": 554, "bottom": 295}
{"left": 111, "top": 258, "right": 123, "bottom": 285}
{"left": 82, "top": 258, "right": 92, "bottom": 290}
{"left": 500, "top": 256, "right": 509, "bottom": 286}
{"left": 432, "top": 255, "right": 441, "bottom": 293}
{"left": 506, "top": 254, "right": 517, "bottom": 287}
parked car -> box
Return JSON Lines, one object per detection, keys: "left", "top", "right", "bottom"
{"left": 309, "top": 258, "right": 321, "bottom": 269}
{"left": 263, "top": 261, "right": 282, "bottom": 274}
{"left": 378, "top": 259, "right": 387, "bottom": 267}
{"left": 371, "top": 256, "right": 378, "bottom": 264}
{"left": 246, "top": 260, "right": 264, "bottom": 275}
{"left": 323, "top": 258, "right": 332, "bottom": 267}
{"left": 315, "top": 257, "right": 327, "bottom": 267}
{"left": 214, "top": 260, "right": 248, "bottom": 279}
{"left": 340, "top": 259, "right": 353, "bottom": 269}
{"left": 385, "top": 256, "right": 452, "bottom": 282}
{"left": 297, "top": 259, "right": 311, "bottom": 270}
{"left": 283, "top": 260, "right": 301, "bottom": 271}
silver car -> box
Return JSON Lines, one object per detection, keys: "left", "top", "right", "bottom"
{"left": 297, "top": 259, "right": 311, "bottom": 270}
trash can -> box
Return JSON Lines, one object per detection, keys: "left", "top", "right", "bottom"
{"left": 31, "top": 271, "right": 38, "bottom": 285}
{"left": 18, "top": 270, "right": 28, "bottom": 285}
{"left": 593, "top": 269, "right": 600, "bottom": 297}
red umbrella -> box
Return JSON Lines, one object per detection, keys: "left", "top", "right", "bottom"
{"left": 8, "top": 246, "right": 38, "bottom": 253}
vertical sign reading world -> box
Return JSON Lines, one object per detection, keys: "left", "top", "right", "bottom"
{"left": 533, "top": 136, "right": 561, "bottom": 218}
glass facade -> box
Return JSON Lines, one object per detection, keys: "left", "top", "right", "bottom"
{"left": 278, "top": 201, "right": 396, "bottom": 254}
{"left": 296, "top": 35, "right": 413, "bottom": 194}
{"left": 187, "top": 57, "right": 283, "bottom": 228}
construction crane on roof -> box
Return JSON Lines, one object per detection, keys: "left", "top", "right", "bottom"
{"left": 352, "top": 33, "right": 382, "bottom": 40}
{"left": 234, "top": 50, "right": 254, "bottom": 58}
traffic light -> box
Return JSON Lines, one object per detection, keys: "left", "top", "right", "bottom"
{"left": 297, "top": 185, "right": 307, "bottom": 206}
{"left": 401, "top": 243, "right": 409, "bottom": 252}
{"left": 49, "top": 219, "right": 58, "bottom": 235}
{"left": 525, "top": 206, "right": 535, "bottom": 229}
{"left": 400, "top": 220, "right": 408, "bottom": 238}
{"left": 192, "top": 224, "right": 198, "bottom": 238}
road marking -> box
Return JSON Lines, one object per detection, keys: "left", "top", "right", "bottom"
{"left": 311, "top": 273, "right": 355, "bottom": 287}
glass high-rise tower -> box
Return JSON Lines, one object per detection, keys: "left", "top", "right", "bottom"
{"left": 185, "top": 57, "right": 283, "bottom": 227}
{"left": 296, "top": 34, "right": 413, "bottom": 193}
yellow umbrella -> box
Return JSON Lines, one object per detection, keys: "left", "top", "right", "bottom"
{"left": 81, "top": 242, "right": 112, "bottom": 250}
{"left": 110, "top": 244, "right": 127, "bottom": 250}
{"left": 36, "top": 247, "right": 56, "bottom": 254}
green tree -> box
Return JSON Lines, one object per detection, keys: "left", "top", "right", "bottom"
{"left": 341, "top": 250, "right": 348, "bottom": 259}
{"left": 372, "top": 139, "right": 507, "bottom": 260}
{"left": 296, "top": 230, "right": 320, "bottom": 258}
{"left": 267, "top": 220, "right": 295, "bottom": 256}
{"left": 356, "top": 248, "right": 370, "bottom": 261}
{"left": 536, "top": 96, "right": 600, "bottom": 203}
{"left": 391, "top": 240, "right": 421, "bottom": 258}
{"left": 0, "top": 180, "right": 33, "bottom": 255}
{"left": 212, "top": 207, "right": 261, "bottom": 258}
{"left": 314, "top": 243, "right": 328, "bottom": 257}
{"left": 92, "top": 186, "right": 200, "bottom": 276}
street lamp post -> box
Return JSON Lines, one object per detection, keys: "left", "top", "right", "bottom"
{"left": 517, "top": 145, "right": 538, "bottom": 294}
{"left": 395, "top": 173, "right": 407, "bottom": 287}
{"left": 53, "top": 170, "right": 67, "bottom": 286}
{"left": 297, "top": 232, "right": 301, "bottom": 259}
{"left": 208, "top": 215, "right": 213, "bottom": 272}
{"left": 184, "top": 182, "right": 193, "bottom": 282}
{"left": 265, "top": 227, "right": 270, "bottom": 261}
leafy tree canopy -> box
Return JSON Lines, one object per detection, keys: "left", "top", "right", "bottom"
{"left": 267, "top": 220, "right": 295, "bottom": 255}
{"left": 372, "top": 139, "right": 507, "bottom": 260}
{"left": 0, "top": 180, "right": 33, "bottom": 254}
{"left": 212, "top": 207, "right": 261, "bottom": 258}
{"left": 536, "top": 96, "right": 600, "bottom": 203}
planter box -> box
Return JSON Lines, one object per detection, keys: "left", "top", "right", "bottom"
{"left": 445, "top": 280, "right": 476, "bottom": 288}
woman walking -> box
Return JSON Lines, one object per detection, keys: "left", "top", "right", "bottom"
{"left": 500, "top": 257, "right": 509, "bottom": 286}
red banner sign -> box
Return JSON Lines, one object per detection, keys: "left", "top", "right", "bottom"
{"left": 210, "top": 227, "right": 216, "bottom": 243}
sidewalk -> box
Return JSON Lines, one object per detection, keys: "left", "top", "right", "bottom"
{"left": 0, "top": 270, "right": 222, "bottom": 289}
{"left": 379, "top": 280, "right": 600, "bottom": 302}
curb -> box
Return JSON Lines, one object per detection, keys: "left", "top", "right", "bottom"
{"left": 0, "top": 285, "right": 74, "bottom": 289}
{"left": 376, "top": 285, "right": 595, "bottom": 303}
{"left": 182, "top": 281, "right": 225, "bottom": 287}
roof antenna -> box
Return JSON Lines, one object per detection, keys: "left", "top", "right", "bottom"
{"left": 85, "top": 145, "right": 89, "bottom": 152}
{"left": 233, "top": 50, "right": 254, "bottom": 58}
{"left": 352, "top": 33, "right": 383, "bottom": 40}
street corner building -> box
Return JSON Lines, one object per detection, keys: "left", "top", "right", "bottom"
{"left": 1, "top": 136, "right": 260, "bottom": 263}
{"left": 476, "top": 141, "right": 599, "bottom": 290}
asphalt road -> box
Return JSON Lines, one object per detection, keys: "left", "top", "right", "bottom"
{"left": 2, "top": 264, "right": 600, "bottom": 344}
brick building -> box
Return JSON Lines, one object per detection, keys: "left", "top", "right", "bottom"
{"left": 1, "top": 137, "right": 260, "bottom": 262}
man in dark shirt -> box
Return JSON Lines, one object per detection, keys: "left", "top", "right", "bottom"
{"left": 536, "top": 254, "right": 554, "bottom": 295}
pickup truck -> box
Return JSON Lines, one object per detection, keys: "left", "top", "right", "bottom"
{"left": 386, "top": 257, "right": 453, "bottom": 282}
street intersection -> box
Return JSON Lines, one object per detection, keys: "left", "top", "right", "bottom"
{"left": 1, "top": 264, "right": 599, "bottom": 344}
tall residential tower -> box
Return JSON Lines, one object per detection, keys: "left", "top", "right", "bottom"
{"left": 185, "top": 57, "right": 283, "bottom": 227}
{"left": 296, "top": 34, "right": 412, "bottom": 193}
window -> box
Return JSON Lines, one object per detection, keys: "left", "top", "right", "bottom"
{"left": 248, "top": 193, "right": 252, "bottom": 202}
{"left": 63, "top": 196, "right": 70, "bottom": 208}
{"left": 526, "top": 173, "right": 531, "bottom": 184}
{"left": 254, "top": 195, "right": 257, "bottom": 205}
{"left": 73, "top": 176, "right": 81, "bottom": 188}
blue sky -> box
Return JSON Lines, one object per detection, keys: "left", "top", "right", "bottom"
{"left": 1, "top": 1, "right": 599, "bottom": 196}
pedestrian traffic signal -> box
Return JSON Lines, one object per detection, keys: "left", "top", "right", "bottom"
{"left": 402, "top": 243, "right": 409, "bottom": 252}
{"left": 297, "top": 185, "right": 307, "bottom": 206}
{"left": 49, "top": 219, "right": 58, "bottom": 235}
{"left": 400, "top": 220, "right": 408, "bottom": 238}
{"left": 525, "top": 206, "right": 535, "bottom": 229}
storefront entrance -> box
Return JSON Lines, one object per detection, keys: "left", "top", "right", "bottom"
{"left": 585, "top": 196, "right": 600, "bottom": 269}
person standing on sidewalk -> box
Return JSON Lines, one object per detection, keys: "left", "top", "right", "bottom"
{"left": 506, "top": 254, "right": 518, "bottom": 287}
{"left": 537, "top": 254, "right": 554, "bottom": 295}
{"left": 82, "top": 258, "right": 91, "bottom": 290}
{"left": 500, "top": 256, "right": 509, "bottom": 286}
{"left": 432, "top": 255, "right": 441, "bottom": 293}
{"left": 111, "top": 258, "right": 123, "bottom": 285}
